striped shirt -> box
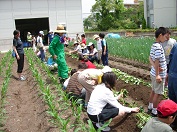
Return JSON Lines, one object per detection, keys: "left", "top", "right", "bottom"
{"left": 66, "top": 72, "right": 83, "bottom": 95}
{"left": 150, "top": 42, "right": 167, "bottom": 78}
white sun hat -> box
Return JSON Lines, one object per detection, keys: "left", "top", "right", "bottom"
{"left": 39, "top": 31, "right": 44, "bottom": 36}
{"left": 101, "top": 66, "right": 112, "bottom": 73}
{"left": 88, "top": 42, "right": 94, "bottom": 47}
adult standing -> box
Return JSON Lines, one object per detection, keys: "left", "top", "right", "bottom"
{"left": 31, "top": 35, "right": 37, "bottom": 52}
{"left": 76, "top": 33, "right": 81, "bottom": 43}
{"left": 93, "top": 34, "right": 102, "bottom": 64}
{"left": 37, "top": 31, "right": 45, "bottom": 62}
{"left": 99, "top": 33, "right": 108, "bottom": 66}
{"left": 48, "top": 30, "right": 54, "bottom": 45}
{"left": 27, "top": 32, "right": 32, "bottom": 47}
{"left": 161, "top": 28, "right": 176, "bottom": 87}
{"left": 168, "top": 43, "right": 177, "bottom": 130}
{"left": 12, "top": 30, "right": 26, "bottom": 81}
{"left": 49, "top": 24, "right": 68, "bottom": 83}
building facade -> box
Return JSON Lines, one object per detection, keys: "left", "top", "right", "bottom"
{"left": 144, "top": 0, "right": 177, "bottom": 28}
{"left": 0, "top": 0, "right": 83, "bottom": 52}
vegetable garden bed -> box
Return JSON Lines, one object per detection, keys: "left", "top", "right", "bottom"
{"left": 0, "top": 48, "right": 167, "bottom": 132}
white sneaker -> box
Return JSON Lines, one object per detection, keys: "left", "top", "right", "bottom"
{"left": 96, "top": 123, "right": 110, "bottom": 131}
{"left": 19, "top": 76, "right": 26, "bottom": 81}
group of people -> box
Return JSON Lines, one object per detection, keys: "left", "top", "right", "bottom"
{"left": 143, "top": 27, "right": 177, "bottom": 131}
{"left": 69, "top": 33, "right": 108, "bottom": 66}
{"left": 63, "top": 63, "right": 139, "bottom": 131}
{"left": 12, "top": 25, "right": 177, "bottom": 131}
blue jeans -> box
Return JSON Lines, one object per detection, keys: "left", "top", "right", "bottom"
{"left": 168, "top": 75, "right": 177, "bottom": 103}
{"left": 39, "top": 48, "right": 45, "bottom": 61}
{"left": 101, "top": 53, "right": 108, "bottom": 66}
{"left": 88, "top": 55, "right": 98, "bottom": 63}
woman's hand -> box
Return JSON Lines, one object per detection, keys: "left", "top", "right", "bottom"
{"left": 131, "top": 107, "right": 139, "bottom": 113}
{"left": 116, "top": 93, "right": 123, "bottom": 100}
{"left": 17, "top": 55, "right": 20, "bottom": 60}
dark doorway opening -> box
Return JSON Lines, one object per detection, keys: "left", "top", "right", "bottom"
{"left": 15, "top": 17, "right": 49, "bottom": 45}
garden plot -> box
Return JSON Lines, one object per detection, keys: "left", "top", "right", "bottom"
{"left": 65, "top": 54, "right": 157, "bottom": 132}
{"left": 0, "top": 49, "right": 166, "bottom": 132}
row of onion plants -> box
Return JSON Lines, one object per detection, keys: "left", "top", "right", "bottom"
{"left": 0, "top": 51, "right": 14, "bottom": 127}
{"left": 86, "top": 37, "right": 154, "bottom": 64}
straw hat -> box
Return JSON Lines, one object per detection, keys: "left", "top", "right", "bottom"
{"left": 27, "top": 32, "right": 31, "bottom": 35}
{"left": 93, "top": 34, "right": 99, "bottom": 40}
{"left": 54, "top": 25, "right": 67, "bottom": 33}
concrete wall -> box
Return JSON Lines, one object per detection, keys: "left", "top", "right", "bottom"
{"left": 0, "top": 0, "right": 83, "bottom": 52}
{"left": 144, "top": 0, "right": 176, "bottom": 28}
{"left": 154, "top": 0, "right": 176, "bottom": 28}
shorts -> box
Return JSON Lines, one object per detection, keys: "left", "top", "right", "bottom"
{"left": 150, "top": 74, "right": 165, "bottom": 94}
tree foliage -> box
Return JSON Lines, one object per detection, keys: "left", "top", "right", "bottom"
{"left": 83, "top": 0, "right": 145, "bottom": 31}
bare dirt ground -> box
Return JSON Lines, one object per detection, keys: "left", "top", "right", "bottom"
{"left": 1, "top": 56, "right": 58, "bottom": 132}
{"left": 109, "top": 56, "right": 151, "bottom": 82}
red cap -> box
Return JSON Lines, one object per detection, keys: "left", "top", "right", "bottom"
{"left": 157, "top": 99, "right": 177, "bottom": 117}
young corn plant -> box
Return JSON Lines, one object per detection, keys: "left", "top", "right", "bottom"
{"left": 0, "top": 53, "right": 14, "bottom": 128}
{"left": 26, "top": 50, "right": 73, "bottom": 131}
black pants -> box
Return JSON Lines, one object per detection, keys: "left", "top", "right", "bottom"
{"left": 16, "top": 54, "right": 24, "bottom": 73}
{"left": 87, "top": 103, "right": 119, "bottom": 123}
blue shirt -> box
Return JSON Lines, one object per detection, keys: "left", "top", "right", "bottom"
{"left": 101, "top": 39, "right": 108, "bottom": 53}
{"left": 48, "top": 33, "right": 54, "bottom": 43}
{"left": 150, "top": 42, "right": 167, "bottom": 78}
{"left": 169, "top": 43, "right": 177, "bottom": 78}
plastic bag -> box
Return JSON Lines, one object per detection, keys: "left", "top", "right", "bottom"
{"left": 12, "top": 50, "right": 16, "bottom": 57}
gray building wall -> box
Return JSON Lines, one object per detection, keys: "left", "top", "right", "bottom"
{"left": 0, "top": 0, "right": 83, "bottom": 52}
{"left": 144, "top": 0, "right": 176, "bottom": 28}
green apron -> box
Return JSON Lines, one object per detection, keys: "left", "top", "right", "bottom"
{"left": 49, "top": 35, "right": 68, "bottom": 79}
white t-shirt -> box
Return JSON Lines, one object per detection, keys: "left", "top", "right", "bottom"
{"left": 63, "top": 77, "right": 70, "bottom": 88}
{"left": 97, "top": 39, "right": 102, "bottom": 51}
{"left": 87, "top": 83, "right": 132, "bottom": 115}
{"left": 37, "top": 36, "right": 44, "bottom": 46}
{"left": 85, "top": 48, "right": 98, "bottom": 56}
{"left": 74, "top": 45, "right": 82, "bottom": 54}
{"left": 162, "top": 38, "right": 176, "bottom": 64}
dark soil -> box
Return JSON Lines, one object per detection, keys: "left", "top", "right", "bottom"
{"left": 1, "top": 56, "right": 58, "bottom": 132}
{"left": 109, "top": 56, "right": 151, "bottom": 82}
